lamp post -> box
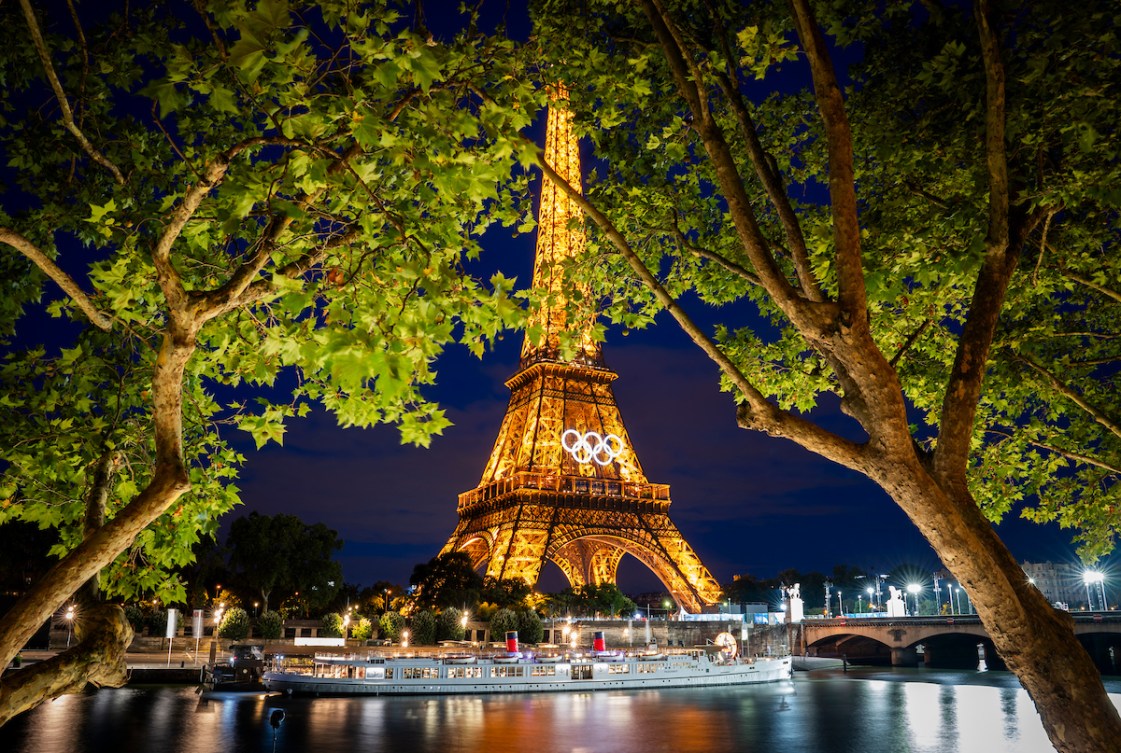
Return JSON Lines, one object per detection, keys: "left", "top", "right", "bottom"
{"left": 907, "top": 584, "right": 921, "bottom": 616}
{"left": 383, "top": 588, "right": 391, "bottom": 615}
{"left": 949, "top": 586, "right": 957, "bottom": 615}
{"left": 401, "top": 629, "right": 410, "bottom": 648}
{"left": 461, "top": 612, "right": 469, "bottom": 641}
{"left": 932, "top": 574, "right": 942, "bottom": 614}
{"left": 824, "top": 581, "right": 833, "bottom": 617}
{"left": 866, "top": 586, "right": 875, "bottom": 613}
{"left": 857, "top": 595, "right": 863, "bottom": 613}
{"left": 1084, "top": 570, "right": 1106, "bottom": 611}
{"left": 64, "top": 605, "right": 74, "bottom": 647}
{"left": 837, "top": 591, "right": 843, "bottom": 616}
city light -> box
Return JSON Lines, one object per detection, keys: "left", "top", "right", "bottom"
{"left": 1083, "top": 570, "right": 1107, "bottom": 611}
{"left": 907, "top": 583, "right": 921, "bottom": 616}
{"left": 64, "top": 605, "right": 75, "bottom": 648}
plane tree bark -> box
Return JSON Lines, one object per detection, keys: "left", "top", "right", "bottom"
{"left": 530, "top": 0, "right": 1121, "bottom": 751}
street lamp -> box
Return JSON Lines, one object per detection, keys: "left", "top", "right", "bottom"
{"left": 824, "top": 581, "right": 833, "bottom": 617}
{"left": 838, "top": 591, "right": 843, "bottom": 616}
{"left": 64, "top": 605, "right": 75, "bottom": 647}
{"left": 866, "top": 586, "right": 875, "bottom": 612}
{"left": 343, "top": 613, "right": 351, "bottom": 640}
{"left": 401, "top": 629, "right": 410, "bottom": 648}
{"left": 857, "top": 595, "right": 864, "bottom": 613}
{"left": 949, "top": 586, "right": 957, "bottom": 615}
{"left": 906, "top": 584, "right": 921, "bottom": 616}
{"left": 461, "top": 612, "right": 469, "bottom": 640}
{"left": 1084, "top": 570, "right": 1106, "bottom": 611}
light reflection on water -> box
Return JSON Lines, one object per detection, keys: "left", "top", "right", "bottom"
{"left": 2, "top": 670, "right": 1119, "bottom": 753}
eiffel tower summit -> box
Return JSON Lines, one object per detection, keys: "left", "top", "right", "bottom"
{"left": 440, "top": 87, "right": 722, "bottom": 612}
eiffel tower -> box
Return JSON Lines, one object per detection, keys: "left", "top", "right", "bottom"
{"left": 440, "top": 87, "right": 722, "bottom": 612}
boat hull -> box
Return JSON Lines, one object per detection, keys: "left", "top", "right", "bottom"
{"left": 263, "top": 654, "right": 792, "bottom": 697}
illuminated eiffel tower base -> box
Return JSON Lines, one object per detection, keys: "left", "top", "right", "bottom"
{"left": 439, "top": 89, "right": 722, "bottom": 613}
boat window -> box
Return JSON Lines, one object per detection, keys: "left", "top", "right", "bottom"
{"left": 448, "top": 667, "right": 483, "bottom": 679}
{"left": 530, "top": 666, "right": 556, "bottom": 677}
{"left": 490, "top": 666, "right": 525, "bottom": 678}
{"left": 570, "top": 665, "right": 593, "bottom": 680}
{"left": 607, "top": 664, "right": 630, "bottom": 674}
{"left": 637, "top": 663, "right": 659, "bottom": 674}
{"left": 402, "top": 667, "right": 440, "bottom": 679}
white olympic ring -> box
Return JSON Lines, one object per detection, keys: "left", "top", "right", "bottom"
{"left": 561, "top": 429, "right": 625, "bottom": 466}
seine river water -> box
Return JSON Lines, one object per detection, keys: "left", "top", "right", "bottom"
{"left": 3, "top": 668, "right": 1120, "bottom": 753}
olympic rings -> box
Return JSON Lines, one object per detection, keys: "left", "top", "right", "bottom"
{"left": 561, "top": 429, "right": 625, "bottom": 466}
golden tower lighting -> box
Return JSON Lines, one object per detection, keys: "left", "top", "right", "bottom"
{"left": 440, "top": 86, "right": 721, "bottom": 612}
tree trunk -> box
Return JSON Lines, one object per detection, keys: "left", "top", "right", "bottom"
{"left": 0, "top": 602, "right": 133, "bottom": 726}
{"left": 875, "top": 455, "right": 1121, "bottom": 753}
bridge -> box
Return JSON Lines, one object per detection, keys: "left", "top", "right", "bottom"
{"left": 796, "top": 613, "right": 1121, "bottom": 671}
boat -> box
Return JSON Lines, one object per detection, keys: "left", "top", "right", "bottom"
{"left": 262, "top": 648, "right": 792, "bottom": 697}
{"left": 202, "top": 644, "right": 267, "bottom": 692}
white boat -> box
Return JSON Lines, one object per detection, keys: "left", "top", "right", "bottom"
{"left": 262, "top": 649, "right": 793, "bottom": 696}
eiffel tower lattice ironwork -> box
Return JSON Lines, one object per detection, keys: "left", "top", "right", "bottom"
{"left": 439, "top": 88, "right": 722, "bottom": 612}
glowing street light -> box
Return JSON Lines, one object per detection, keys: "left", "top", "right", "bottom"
{"left": 906, "top": 584, "right": 921, "bottom": 616}
{"left": 64, "top": 605, "right": 75, "bottom": 647}
{"left": 1084, "top": 570, "right": 1107, "bottom": 611}
{"left": 401, "top": 629, "right": 410, "bottom": 648}
{"left": 838, "top": 591, "right": 844, "bottom": 616}
{"left": 865, "top": 586, "right": 875, "bottom": 612}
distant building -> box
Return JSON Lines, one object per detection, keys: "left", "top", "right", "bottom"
{"left": 1021, "top": 561, "right": 1082, "bottom": 608}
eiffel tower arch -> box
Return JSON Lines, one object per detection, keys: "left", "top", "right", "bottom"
{"left": 440, "top": 87, "right": 722, "bottom": 613}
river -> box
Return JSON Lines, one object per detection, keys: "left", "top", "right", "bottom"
{"left": 2, "top": 668, "right": 1119, "bottom": 753}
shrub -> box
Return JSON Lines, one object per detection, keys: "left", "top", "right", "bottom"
{"left": 123, "top": 605, "right": 145, "bottom": 632}
{"left": 218, "top": 607, "right": 250, "bottom": 641}
{"left": 146, "top": 610, "right": 168, "bottom": 638}
{"left": 436, "top": 607, "right": 464, "bottom": 642}
{"left": 490, "top": 608, "right": 518, "bottom": 641}
{"left": 351, "top": 617, "right": 373, "bottom": 641}
{"left": 320, "top": 612, "right": 344, "bottom": 638}
{"left": 379, "top": 611, "right": 405, "bottom": 641}
{"left": 257, "top": 610, "right": 282, "bottom": 639}
{"left": 411, "top": 610, "right": 437, "bottom": 645}
{"left": 516, "top": 608, "right": 543, "bottom": 644}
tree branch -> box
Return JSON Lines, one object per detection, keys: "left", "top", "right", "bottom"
{"left": 888, "top": 318, "right": 933, "bottom": 369}
{"left": 787, "top": 0, "right": 865, "bottom": 321}
{"left": 1017, "top": 355, "right": 1121, "bottom": 441}
{"left": 18, "top": 0, "right": 126, "bottom": 185}
{"left": 638, "top": 0, "right": 825, "bottom": 333}
{"left": 669, "top": 222, "right": 761, "bottom": 287}
{"left": 985, "top": 428, "right": 1121, "bottom": 476}
{"left": 537, "top": 147, "right": 867, "bottom": 472}
{"left": 931, "top": 0, "right": 1024, "bottom": 481}
{"left": 1063, "top": 270, "right": 1121, "bottom": 305}
{"left": 0, "top": 227, "right": 113, "bottom": 330}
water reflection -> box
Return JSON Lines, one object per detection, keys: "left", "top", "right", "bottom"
{"left": 1, "top": 671, "right": 1118, "bottom": 753}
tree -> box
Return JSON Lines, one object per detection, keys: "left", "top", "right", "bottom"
{"left": 489, "top": 608, "right": 519, "bottom": 640}
{"left": 256, "top": 610, "right": 282, "bottom": 640}
{"left": 481, "top": 576, "right": 532, "bottom": 608}
{"left": 320, "top": 612, "right": 343, "bottom": 638}
{"left": 515, "top": 607, "right": 543, "bottom": 644}
{"left": 435, "top": 607, "right": 465, "bottom": 642}
{"left": 218, "top": 607, "right": 250, "bottom": 641}
{"left": 409, "top": 552, "right": 484, "bottom": 611}
{"left": 530, "top": 1, "right": 1120, "bottom": 750}
{"left": 410, "top": 610, "right": 437, "bottom": 646}
{"left": 379, "top": 611, "right": 405, "bottom": 642}
{"left": 226, "top": 512, "right": 343, "bottom": 613}
{"left": 0, "top": 0, "right": 534, "bottom": 723}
